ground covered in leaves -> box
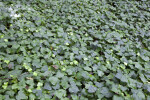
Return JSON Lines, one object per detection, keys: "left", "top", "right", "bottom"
{"left": 0, "top": 0, "right": 150, "bottom": 100}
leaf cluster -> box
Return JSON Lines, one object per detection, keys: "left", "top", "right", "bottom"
{"left": 0, "top": 0, "right": 150, "bottom": 100}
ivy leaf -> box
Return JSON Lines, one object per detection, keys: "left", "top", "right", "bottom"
{"left": 49, "top": 77, "right": 59, "bottom": 85}
{"left": 134, "top": 62, "right": 143, "bottom": 70}
{"left": 140, "top": 74, "right": 147, "bottom": 83}
{"left": 141, "top": 56, "right": 149, "bottom": 61}
{"left": 52, "top": 83, "right": 60, "bottom": 90}
{"left": 56, "top": 71, "right": 64, "bottom": 78}
{"left": 115, "top": 72, "right": 123, "bottom": 79}
{"left": 16, "top": 90, "right": 27, "bottom": 100}
{"left": 69, "top": 85, "right": 79, "bottom": 93}
{"left": 97, "top": 70, "right": 104, "bottom": 77}
{"left": 44, "top": 82, "right": 52, "bottom": 90}
{"left": 88, "top": 85, "right": 97, "bottom": 93}
{"left": 113, "top": 95, "right": 124, "bottom": 100}
{"left": 61, "top": 79, "right": 69, "bottom": 89}
{"left": 84, "top": 67, "right": 92, "bottom": 71}
{"left": 41, "top": 66, "right": 48, "bottom": 72}
{"left": 55, "top": 89, "right": 66, "bottom": 98}
{"left": 101, "top": 87, "right": 113, "bottom": 98}
{"left": 120, "top": 75, "right": 128, "bottom": 83}
{"left": 71, "top": 94, "right": 79, "bottom": 100}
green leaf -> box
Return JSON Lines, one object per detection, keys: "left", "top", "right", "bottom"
{"left": 12, "top": 84, "right": 19, "bottom": 89}
{"left": 84, "top": 67, "right": 92, "bottom": 71}
{"left": 120, "top": 75, "right": 128, "bottom": 83}
{"left": 16, "top": 90, "right": 27, "bottom": 100}
{"left": 29, "top": 94, "right": 36, "bottom": 100}
{"left": 141, "top": 56, "right": 149, "bottom": 61}
{"left": 88, "top": 85, "right": 97, "bottom": 93}
{"left": 44, "top": 82, "right": 52, "bottom": 90}
{"left": 49, "top": 77, "right": 59, "bottom": 85}
{"left": 56, "top": 71, "right": 64, "bottom": 78}
{"left": 113, "top": 95, "right": 124, "bottom": 100}
{"left": 2, "top": 82, "right": 8, "bottom": 89}
{"left": 101, "top": 87, "right": 113, "bottom": 98}
{"left": 134, "top": 62, "right": 143, "bottom": 70}
{"left": 55, "top": 89, "right": 66, "bottom": 98}
{"left": 61, "top": 79, "right": 69, "bottom": 89}
{"left": 71, "top": 94, "right": 79, "bottom": 100}
{"left": 97, "top": 70, "right": 104, "bottom": 77}
{"left": 57, "top": 27, "right": 64, "bottom": 32}
{"left": 115, "top": 72, "right": 123, "bottom": 79}
{"left": 140, "top": 74, "right": 147, "bottom": 83}
{"left": 137, "top": 91, "right": 145, "bottom": 99}
{"left": 69, "top": 85, "right": 79, "bottom": 93}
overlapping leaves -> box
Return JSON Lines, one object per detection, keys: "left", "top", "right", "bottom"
{"left": 0, "top": 0, "right": 150, "bottom": 99}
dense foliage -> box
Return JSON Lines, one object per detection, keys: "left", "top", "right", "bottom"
{"left": 0, "top": 0, "right": 150, "bottom": 100}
